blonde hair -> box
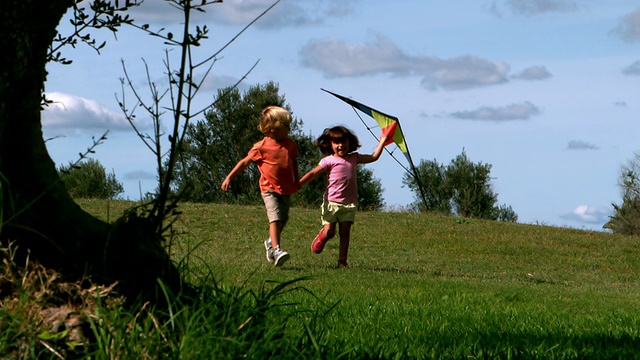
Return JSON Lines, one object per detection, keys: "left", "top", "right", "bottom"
{"left": 257, "top": 106, "right": 292, "bottom": 134}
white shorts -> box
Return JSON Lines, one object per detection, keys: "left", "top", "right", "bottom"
{"left": 321, "top": 200, "right": 356, "bottom": 225}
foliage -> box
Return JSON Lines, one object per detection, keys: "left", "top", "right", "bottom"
{"left": 59, "top": 158, "right": 123, "bottom": 199}
{"left": 173, "top": 81, "right": 385, "bottom": 210}
{"left": 48, "top": 0, "right": 139, "bottom": 67}
{"left": 355, "top": 167, "right": 385, "bottom": 211}
{"left": 445, "top": 150, "right": 498, "bottom": 218}
{"left": 404, "top": 158, "right": 452, "bottom": 214}
{"left": 605, "top": 151, "right": 640, "bottom": 234}
{"left": 404, "top": 149, "right": 517, "bottom": 221}
{"left": 494, "top": 202, "right": 518, "bottom": 222}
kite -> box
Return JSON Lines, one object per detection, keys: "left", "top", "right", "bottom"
{"left": 321, "top": 88, "right": 428, "bottom": 207}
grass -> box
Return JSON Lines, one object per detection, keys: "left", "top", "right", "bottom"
{"left": 4, "top": 198, "right": 640, "bottom": 358}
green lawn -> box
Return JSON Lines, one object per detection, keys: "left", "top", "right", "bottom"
{"left": 71, "top": 199, "right": 640, "bottom": 358}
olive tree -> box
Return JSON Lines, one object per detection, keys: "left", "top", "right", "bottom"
{"left": 0, "top": 0, "right": 279, "bottom": 299}
{"left": 605, "top": 151, "right": 640, "bottom": 235}
{"left": 403, "top": 150, "right": 517, "bottom": 222}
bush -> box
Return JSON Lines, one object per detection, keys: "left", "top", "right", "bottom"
{"left": 403, "top": 150, "right": 517, "bottom": 222}
{"left": 59, "top": 158, "right": 124, "bottom": 199}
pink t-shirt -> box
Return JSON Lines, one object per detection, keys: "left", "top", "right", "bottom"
{"left": 319, "top": 153, "right": 361, "bottom": 204}
{"left": 248, "top": 137, "right": 299, "bottom": 195}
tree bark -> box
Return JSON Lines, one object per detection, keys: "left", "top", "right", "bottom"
{"left": 0, "top": 0, "right": 181, "bottom": 300}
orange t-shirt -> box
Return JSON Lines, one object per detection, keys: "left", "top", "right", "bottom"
{"left": 248, "top": 137, "right": 299, "bottom": 195}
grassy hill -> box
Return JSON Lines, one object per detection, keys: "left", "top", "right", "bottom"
{"left": 72, "top": 199, "right": 640, "bottom": 358}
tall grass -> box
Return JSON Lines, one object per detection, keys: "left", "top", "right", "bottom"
{"left": 2, "top": 199, "right": 640, "bottom": 358}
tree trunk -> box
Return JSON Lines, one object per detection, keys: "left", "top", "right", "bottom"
{"left": 0, "top": 0, "right": 182, "bottom": 300}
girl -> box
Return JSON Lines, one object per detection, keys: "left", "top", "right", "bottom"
{"left": 299, "top": 125, "right": 392, "bottom": 268}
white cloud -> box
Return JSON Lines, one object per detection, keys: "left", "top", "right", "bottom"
{"left": 512, "top": 66, "right": 552, "bottom": 80}
{"left": 450, "top": 102, "right": 541, "bottom": 121}
{"left": 562, "top": 205, "right": 611, "bottom": 225}
{"left": 612, "top": 6, "right": 640, "bottom": 43}
{"left": 42, "top": 92, "right": 138, "bottom": 136}
{"left": 567, "top": 140, "right": 599, "bottom": 150}
{"left": 300, "top": 36, "right": 510, "bottom": 91}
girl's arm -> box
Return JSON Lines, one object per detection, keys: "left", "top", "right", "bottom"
{"left": 221, "top": 155, "right": 252, "bottom": 191}
{"left": 299, "top": 165, "right": 324, "bottom": 187}
{"left": 358, "top": 135, "right": 388, "bottom": 164}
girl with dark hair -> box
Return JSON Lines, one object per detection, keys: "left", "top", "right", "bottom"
{"left": 300, "top": 125, "right": 393, "bottom": 268}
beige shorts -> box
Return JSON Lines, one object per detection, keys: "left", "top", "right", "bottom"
{"left": 261, "top": 191, "right": 291, "bottom": 224}
{"left": 321, "top": 200, "right": 356, "bottom": 225}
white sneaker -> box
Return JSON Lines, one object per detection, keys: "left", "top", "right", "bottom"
{"left": 264, "top": 238, "right": 274, "bottom": 263}
{"left": 273, "top": 247, "right": 290, "bottom": 267}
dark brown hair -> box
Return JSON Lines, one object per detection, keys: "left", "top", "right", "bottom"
{"left": 315, "top": 126, "right": 361, "bottom": 155}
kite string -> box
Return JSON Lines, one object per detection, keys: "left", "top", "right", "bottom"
{"left": 350, "top": 106, "right": 413, "bottom": 175}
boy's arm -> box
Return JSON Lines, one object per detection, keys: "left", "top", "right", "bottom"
{"left": 221, "top": 155, "right": 252, "bottom": 191}
{"left": 358, "top": 135, "right": 388, "bottom": 164}
{"left": 292, "top": 158, "right": 301, "bottom": 189}
{"left": 299, "top": 165, "right": 324, "bottom": 187}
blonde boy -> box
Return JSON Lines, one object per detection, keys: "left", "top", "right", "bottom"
{"left": 221, "top": 106, "right": 300, "bottom": 266}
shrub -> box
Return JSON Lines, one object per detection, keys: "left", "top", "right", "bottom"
{"left": 59, "top": 158, "right": 124, "bottom": 199}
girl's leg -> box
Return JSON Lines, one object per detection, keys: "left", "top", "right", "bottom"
{"left": 338, "top": 222, "right": 352, "bottom": 267}
{"left": 312, "top": 223, "right": 336, "bottom": 253}
{"left": 324, "top": 222, "right": 336, "bottom": 240}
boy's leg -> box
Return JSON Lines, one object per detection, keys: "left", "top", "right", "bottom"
{"left": 269, "top": 221, "right": 284, "bottom": 249}
{"left": 261, "top": 192, "right": 290, "bottom": 266}
{"left": 338, "top": 222, "right": 352, "bottom": 267}
{"left": 271, "top": 220, "right": 290, "bottom": 266}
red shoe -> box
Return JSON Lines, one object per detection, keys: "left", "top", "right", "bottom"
{"left": 338, "top": 259, "right": 349, "bottom": 268}
{"left": 311, "top": 230, "right": 328, "bottom": 254}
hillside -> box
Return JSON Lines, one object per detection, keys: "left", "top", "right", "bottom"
{"left": 75, "top": 199, "right": 640, "bottom": 357}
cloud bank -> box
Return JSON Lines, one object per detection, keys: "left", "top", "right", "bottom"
{"left": 612, "top": 6, "right": 640, "bottom": 43}
{"left": 622, "top": 60, "right": 640, "bottom": 75}
{"left": 567, "top": 140, "right": 599, "bottom": 150}
{"left": 512, "top": 66, "right": 552, "bottom": 80}
{"left": 490, "top": 0, "right": 581, "bottom": 16}
{"left": 450, "top": 102, "right": 541, "bottom": 121}
{"left": 128, "top": 0, "right": 358, "bottom": 29}
{"left": 42, "top": 92, "right": 134, "bottom": 135}
{"left": 300, "top": 35, "right": 514, "bottom": 91}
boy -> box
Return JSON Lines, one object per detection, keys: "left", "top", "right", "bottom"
{"left": 221, "top": 106, "right": 299, "bottom": 266}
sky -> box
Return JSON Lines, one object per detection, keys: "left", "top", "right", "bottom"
{"left": 42, "top": 0, "right": 640, "bottom": 231}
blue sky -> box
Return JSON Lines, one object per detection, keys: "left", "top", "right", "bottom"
{"left": 43, "top": 0, "right": 640, "bottom": 231}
